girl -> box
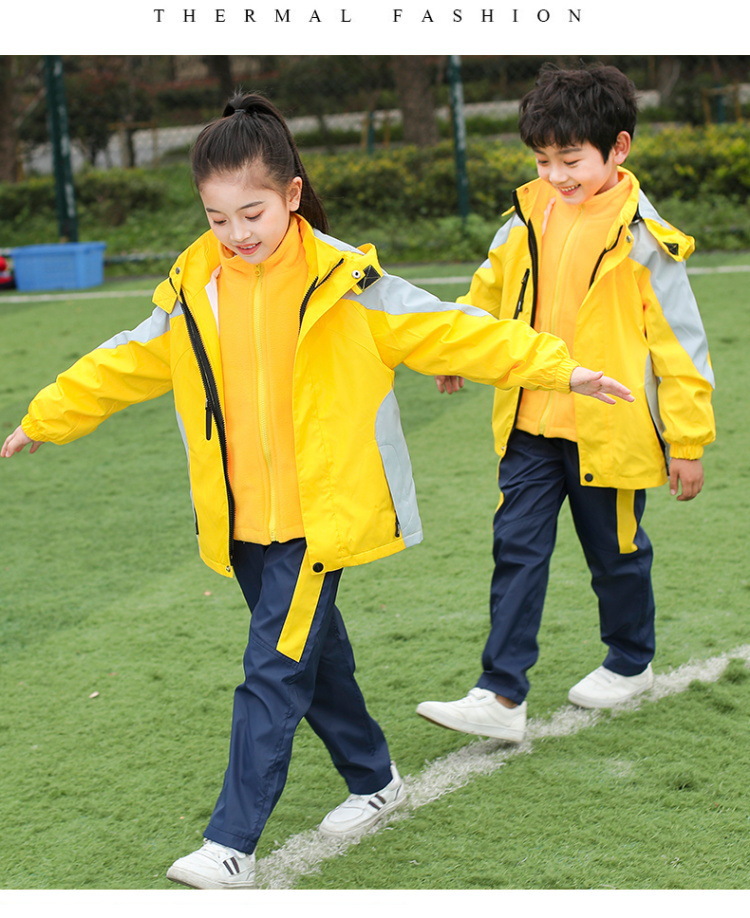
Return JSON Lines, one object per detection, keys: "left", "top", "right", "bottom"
{"left": 1, "top": 93, "right": 632, "bottom": 889}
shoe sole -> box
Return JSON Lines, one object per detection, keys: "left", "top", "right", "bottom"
{"left": 318, "top": 791, "right": 407, "bottom": 838}
{"left": 416, "top": 707, "right": 525, "bottom": 743}
{"left": 166, "top": 866, "right": 256, "bottom": 889}
{"left": 568, "top": 681, "right": 654, "bottom": 709}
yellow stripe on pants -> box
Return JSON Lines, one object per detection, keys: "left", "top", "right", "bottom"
{"left": 616, "top": 489, "right": 638, "bottom": 554}
{"left": 276, "top": 552, "right": 325, "bottom": 662}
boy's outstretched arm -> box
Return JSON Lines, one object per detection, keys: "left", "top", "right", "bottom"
{"left": 1, "top": 425, "right": 42, "bottom": 458}
{"left": 569, "top": 368, "right": 634, "bottom": 404}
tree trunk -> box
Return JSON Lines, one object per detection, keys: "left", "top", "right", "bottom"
{"left": 0, "top": 57, "right": 19, "bottom": 182}
{"left": 203, "top": 56, "right": 235, "bottom": 103}
{"left": 391, "top": 56, "right": 441, "bottom": 147}
{"left": 654, "top": 57, "right": 681, "bottom": 106}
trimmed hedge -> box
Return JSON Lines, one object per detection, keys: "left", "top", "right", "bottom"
{"left": 0, "top": 168, "right": 168, "bottom": 230}
{"left": 1, "top": 124, "right": 748, "bottom": 262}
{"left": 627, "top": 124, "right": 750, "bottom": 203}
{"left": 305, "top": 141, "right": 533, "bottom": 224}
{"left": 306, "top": 124, "right": 750, "bottom": 226}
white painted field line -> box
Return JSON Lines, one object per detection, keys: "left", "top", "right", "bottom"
{"left": 1, "top": 263, "right": 747, "bottom": 305}
{"left": 0, "top": 289, "right": 151, "bottom": 304}
{"left": 410, "top": 264, "right": 750, "bottom": 286}
{"left": 256, "top": 644, "right": 750, "bottom": 890}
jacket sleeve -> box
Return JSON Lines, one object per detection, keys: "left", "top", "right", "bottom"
{"left": 636, "top": 237, "right": 716, "bottom": 459}
{"left": 350, "top": 273, "right": 577, "bottom": 393}
{"left": 22, "top": 305, "right": 174, "bottom": 445}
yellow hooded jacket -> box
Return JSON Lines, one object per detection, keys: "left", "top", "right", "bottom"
{"left": 22, "top": 218, "right": 579, "bottom": 578}
{"left": 460, "top": 169, "right": 716, "bottom": 490}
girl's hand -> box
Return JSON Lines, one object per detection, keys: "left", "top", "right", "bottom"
{"left": 1, "top": 425, "right": 42, "bottom": 458}
{"left": 435, "top": 375, "right": 464, "bottom": 394}
{"left": 570, "top": 368, "right": 634, "bottom": 404}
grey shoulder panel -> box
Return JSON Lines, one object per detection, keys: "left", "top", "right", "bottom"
{"left": 343, "top": 272, "right": 492, "bottom": 320}
{"left": 98, "top": 304, "right": 175, "bottom": 351}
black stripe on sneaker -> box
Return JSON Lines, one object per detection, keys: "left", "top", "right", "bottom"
{"left": 368, "top": 793, "right": 386, "bottom": 810}
{"left": 223, "top": 857, "right": 239, "bottom": 875}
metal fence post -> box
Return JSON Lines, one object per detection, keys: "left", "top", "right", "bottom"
{"left": 448, "top": 55, "right": 470, "bottom": 222}
{"left": 43, "top": 55, "right": 78, "bottom": 243}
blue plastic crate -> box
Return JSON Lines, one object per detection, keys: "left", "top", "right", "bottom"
{"left": 10, "top": 242, "right": 107, "bottom": 292}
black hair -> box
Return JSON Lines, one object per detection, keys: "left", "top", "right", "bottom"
{"left": 191, "top": 91, "right": 329, "bottom": 233}
{"left": 518, "top": 64, "right": 638, "bottom": 162}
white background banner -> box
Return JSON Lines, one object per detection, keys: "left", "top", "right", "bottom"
{"left": 4, "top": 1, "right": 747, "bottom": 55}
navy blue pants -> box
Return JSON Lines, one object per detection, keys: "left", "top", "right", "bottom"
{"left": 477, "top": 430, "right": 656, "bottom": 704}
{"left": 204, "top": 539, "right": 392, "bottom": 854}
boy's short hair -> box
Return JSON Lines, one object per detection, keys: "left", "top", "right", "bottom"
{"left": 518, "top": 63, "right": 638, "bottom": 161}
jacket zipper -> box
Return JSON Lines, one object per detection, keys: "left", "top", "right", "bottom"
{"left": 509, "top": 191, "right": 540, "bottom": 433}
{"left": 169, "top": 256, "right": 350, "bottom": 565}
{"left": 250, "top": 257, "right": 345, "bottom": 542}
{"left": 589, "top": 226, "right": 624, "bottom": 287}
{"left": 298, "top": 258, "right": 344, "bottom": 328}
{"left": 171, "top": 278, "right": 236, "bottom": 570}
{"left": 252, "top": 265, "right": 280, "bottom": 542}
{"left": 512, "top": 190, "right": 540, "bottom": 327}
{"left": 297, "top": 257, "right": 404, "bottom": 538}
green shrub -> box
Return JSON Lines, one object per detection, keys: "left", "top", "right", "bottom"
{"left": 629, "top": 124, "right": 750, "bottom": 202}
{"left": 2, "top": 123, "right": 748, "bottom": 262}
{"left": 652, "top": 195, "right": 750, "bottom": 251}
{"left": 76, "top": 169, "right": 169, "bottom": 226}
{"left": 0, "top": 168, "right": 168, "bottom": 235}
{"left": 305, "top": 139, "right": 534, "bottom": 225}
{"left": 332, "top": 212, "right": 500, "bottom": 264}
{"left": 0, "top": 176, "right": 58, "bottom": 224}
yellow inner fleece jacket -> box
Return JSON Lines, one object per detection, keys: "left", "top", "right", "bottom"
{"left": 218, "top": 219, "right": 307, "bottom": 543}
{"left": 516, "top": 174, "right": 632, "bottom": 441}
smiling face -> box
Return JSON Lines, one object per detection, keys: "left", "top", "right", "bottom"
{"left": 533, "top": 132, "right": 631, "bottom": 206}
{"left": 199, "top": 166, "right": 303, "bottom": 264}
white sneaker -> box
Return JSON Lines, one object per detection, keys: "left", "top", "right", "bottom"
{"left": 319, "top": 763, "right": 406, "bottom": 837}
{"left": 416, "top": 687, "right": 526, "bottom": 742}
{"left": 568, "top": 664, "right": 654, "bottom": 709}
{"left": 166, "top": 839, "right": 256, "bottom": 889}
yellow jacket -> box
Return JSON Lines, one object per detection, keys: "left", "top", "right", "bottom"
{"left": 460, "top": 169, "right": 716, "bottom": 489}
{"left": 22, "top": 218, "right": 578, "bottom": 577}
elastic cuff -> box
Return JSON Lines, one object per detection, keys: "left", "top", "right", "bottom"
{"left": 556, "top": 358, "right": 579, "bottom": 392}
{"left": 669, "top": 444, "right": 704, "bottom": 460}
{"left": 20, "top": 415, "right": 47, "bottom": 443}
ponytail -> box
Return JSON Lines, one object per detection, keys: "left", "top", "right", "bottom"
{"left": 191, "top": 92, "right": 329, "bottom": 233}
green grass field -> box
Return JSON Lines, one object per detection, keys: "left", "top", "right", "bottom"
{"left": 1, "top": 255, "right": 749, "bottom": 896}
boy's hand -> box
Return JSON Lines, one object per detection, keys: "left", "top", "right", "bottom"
{"left": 435, "top": 375, "right": 465, "bottom": 394}
{"left": 1, "top": 425, "right": 42, "bottom": 458}
{"left": 570, "top": 368, "right": 634, "bottom": 404}
{"left": 669, "top": 458, "right": 704, "bottom": 501}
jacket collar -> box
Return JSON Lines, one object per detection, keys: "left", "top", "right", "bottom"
{"left": 513, "top": 167, "right": 640, "bottom": 228}
{"left": 154, "top": 217, "right": 384, "bottom": 320}
{"left": 512, "top": 167, "right": 693, "bottom": 261}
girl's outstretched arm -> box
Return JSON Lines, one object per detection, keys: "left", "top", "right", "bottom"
{"left": 570, "top": 367, "right": 634, "bottom": 404}
{"left": 1, "top": 425, "right": 43, "bottom": 458}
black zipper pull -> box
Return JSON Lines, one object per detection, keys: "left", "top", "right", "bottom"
{"left": 205, "top": 399, "right": 213, "bottom": 440}
{"left": 514, "top": 269, "right": 530, "bottom": 319}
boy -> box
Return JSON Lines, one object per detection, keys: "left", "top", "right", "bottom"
{"left": 417, "top": 64, "right": 715, "bottom": 743}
